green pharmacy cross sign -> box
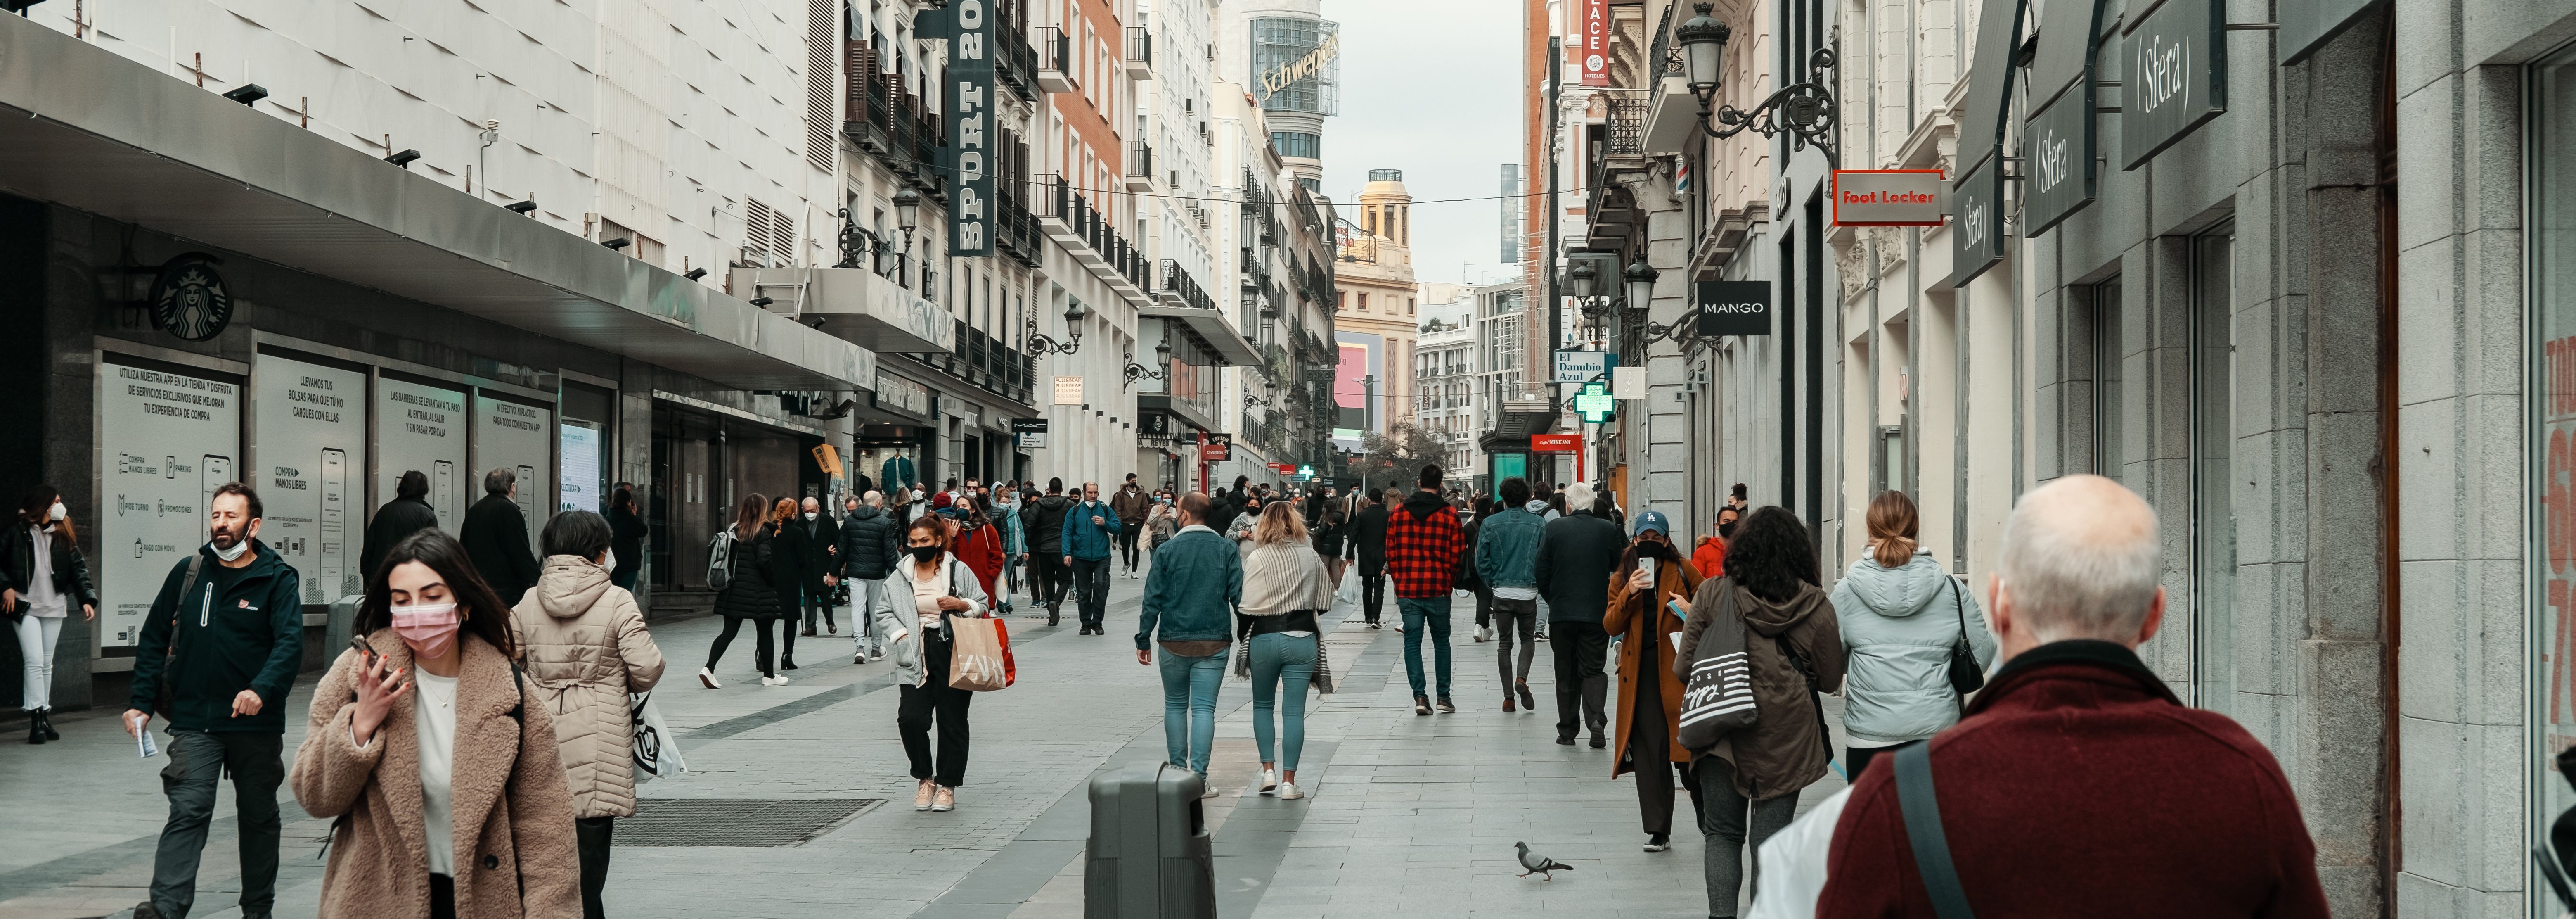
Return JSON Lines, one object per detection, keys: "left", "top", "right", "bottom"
{"left": 1572, "top": 380, "right": 1616, "bottom": 424}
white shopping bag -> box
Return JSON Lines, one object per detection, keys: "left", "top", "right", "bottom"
{"left": 630, "top": 691, "right": 687, "bottom": 779}
{"left": 1333, "top": 570, "right": 1361, "bottom": 610}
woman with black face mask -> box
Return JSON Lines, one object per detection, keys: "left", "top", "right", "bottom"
{"left": 871, "top": 514, "right": 992, "bottom": 814}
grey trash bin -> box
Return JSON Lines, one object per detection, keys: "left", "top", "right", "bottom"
{"left": 1085, "top": 762, "right": 1215, "bottom": 919}
{"left": 323, "top": 594, "right": 365, "bottom": 659}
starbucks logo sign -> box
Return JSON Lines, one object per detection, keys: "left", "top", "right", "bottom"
{"left": 149, "top": 254, "right": 232, "bottom": 342}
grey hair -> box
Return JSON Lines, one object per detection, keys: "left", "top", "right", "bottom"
{"left": 483, "top": 466, "right": 516, "bottom": 496}
{"left": 1996, "top": 475, "right": 2161, "bottom": 642}
{"left": 863, "top": 490, "right": 883, "bottom": 507}
{"left": 1561, "top": 482, "right": 1595, "bottom": 513}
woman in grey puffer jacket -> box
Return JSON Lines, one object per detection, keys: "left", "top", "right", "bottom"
{"left": 1828, "top": 491, "right": 1996, "bottom": 780}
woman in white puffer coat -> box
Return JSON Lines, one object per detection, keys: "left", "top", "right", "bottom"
{"left": 509, "top": 510, "right": 665, "bottom": 919}
{"left": 1826, "top": 490, "right": 1995, "bottom": 782}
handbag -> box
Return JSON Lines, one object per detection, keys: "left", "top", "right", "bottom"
{"left": 630, "top": 691, "right": 688, "bottom": 778}
{"left": 1676, "top": 579, "right": 1759, "bottom": 752}
{"left": 1944, "top": 577, "right": 1986, "bottom": 696}
{"left": 945, "top": 614, "right": 1014, "bottom": 691}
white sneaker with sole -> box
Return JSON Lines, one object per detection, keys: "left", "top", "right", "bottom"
{"left": 761, "top": 674, "right": 788, "bottom": 686}
{"left": 1259, "top": 769, "right": 1279, "bottom": 796}
{"left": 698, "top": 667, "right": 721, "bottom": 689}
{"left": 1278, "top": 781, "right": 1303, "bottom": 800}
{"left": 931, "top": 786, "right": 955, "bottom": 812}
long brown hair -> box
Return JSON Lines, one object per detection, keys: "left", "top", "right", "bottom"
{"left": 356, "top": 528, "right": 519, "bottom": 658}
{"left": 1252, "top": 500, "right": 1307, "bottom": 545}
{"left": 769, "top": 496, "right": 796, "bottom": 527}
{"left": 1866, "top": 490, "right": 1920, "bottom": 568}
{"left": 732, "top": 494, "right": 769, "bottom": 539}
{"left": 17, "top": 485, "right": 73, "bottom": 544}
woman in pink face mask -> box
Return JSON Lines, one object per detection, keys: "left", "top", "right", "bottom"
{"left": 289, "top": 529, "right": 580, "bottom": 919}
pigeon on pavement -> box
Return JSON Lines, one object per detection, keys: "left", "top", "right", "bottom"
{"left": 1515, "top": 841, "right": 1574, "bottom": 881}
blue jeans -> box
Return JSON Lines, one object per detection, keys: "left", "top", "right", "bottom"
{"left": 1399, "top": 596, "right": 1454, "bottom": 698}
{"left": 1248, "top": 633, "right": 1318, "bottom": 771}
{"left": 1158, "top": 648, "right": 1227, "bottom": 774}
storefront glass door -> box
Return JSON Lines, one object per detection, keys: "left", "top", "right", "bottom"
{"left": 2528, "top": 40, "right": 2576, "bottom": 906}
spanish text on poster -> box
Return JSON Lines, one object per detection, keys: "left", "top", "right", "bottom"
{"left": 255, "top": 354, "right": 366, "bottom": 604}
{"left": 375, "top": 377, "right": 468, "bottom": 531}
{"left": 477, "top": 392, "right": 555, "bottom": 555}
{"left": 97, "top": 359, "right": 240, "bottom": 649}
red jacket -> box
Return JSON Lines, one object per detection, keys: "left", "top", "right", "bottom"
{"left": 1817, "top": 640, "right": 2330, "bottom": 919}
{"left": 952, "top": 523, "right": 1004, "bottom": 600}
{"left": 1691, "top": 535, "right": 1726, "bottom": 580}
{"left": 1382, "top": 490, "right": 1463, "bottom": 599}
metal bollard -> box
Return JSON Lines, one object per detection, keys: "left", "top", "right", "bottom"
{"left": 1084, "top": 762, "right": 1215, "bottom": 919}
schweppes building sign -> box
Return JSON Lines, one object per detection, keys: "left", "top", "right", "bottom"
{"left": 1257, "top": 34, "right": 1340, "bottom": 103}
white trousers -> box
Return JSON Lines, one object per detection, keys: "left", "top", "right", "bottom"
{"left": 852, "top": 578, "right": 889, "bottom": 650}
{"left": 14, "top": 614, "right": 64, "bottom": 711}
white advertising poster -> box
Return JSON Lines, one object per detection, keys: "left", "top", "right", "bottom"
{"left": 476, "top": 392, "right": 554, "bottom": 553}
{"left": 254, "top": 354, "right": 367, "bottom": 604}
{"left": 559, "top": 421, "right": 604, "bottom": 514}
{"left": 375, "top": 377, "right": 469, "bottom": 532}
{"left": 97, "top": 359, "right": 241, "bottom": 649}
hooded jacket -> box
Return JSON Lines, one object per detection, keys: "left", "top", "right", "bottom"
{"left": 1816, "top": 641, "right": 2331, "bottom": 918}
{"left": 129, "top": 539, "right": 304, "bottom": 733}
{"left": 1027, "top": 494, "right": 1075, "bottom": 554}
{"left": 291, "top": 631, "right": 582, "bottom": 919}
{"left": 1473, "top": 503, "right": 1548, "bottom": 591}
{"left": 1676, "top": 577, "right": 1844, "bottom": 800}
{"left": 1828, "top": 549, "right": 1997, "bottom": 746}
{"left": 839, "top": 504, "right": 901, "bottom": 581}
{"left": 0, "top": 520, "right": 97, "bottom": 612}
{"left": 1383, "top": 491, "right": 1464, "bottom": 599}
{"left": 509, "top": 556, "right": 666, "bottom": 818}
{"left": 1063, "top": 499, "right": 1122, "bottom": 560}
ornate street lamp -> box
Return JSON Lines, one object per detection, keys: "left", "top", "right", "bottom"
{"left": 1027, "top": 300, "right": 1087, "bottom": 355}
{"left": 891, "top": 186, "right": 922, "bottom": 248}
{"left": 1679, "top": 2, "right": 1839, "bottom": 167}
{"left": 1621, "top": 258, "right": 1659, "bottom": 318}
{"left": 1123, "top": 340, "right": 1173, "bottom": 390}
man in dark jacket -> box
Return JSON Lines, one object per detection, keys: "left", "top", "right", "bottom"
{"left": 122, "top": 484, "right": 302, "bottom": 919}
{"left": 1025, "top": 479, "right": 1076, "bottom": 625}
{"left": 1347, "top": 489, "right": 1391, "bottom": 627}
{"left": 1383, "top": 465, "right": 1466, "bottom": 715}
{"left": 1108, "top": 475, "right": 1151, "bottom": 578}
{"left": 1533, "top": 481, "right": 1624, "bottom": 747}
{"left": 458, "top": 468, "right": 542, "bottom": 606}
{"left": 1816, "top": 475, "right": 2330, "bottom": 919}
{"left": 358, "top": 469, "right": 440, "bottom": 579}
{"left": 792, "top": 496, "right": 841, "bottom": 636}
{"left": 839, "top": 490, "right": 902, "bottom": 663}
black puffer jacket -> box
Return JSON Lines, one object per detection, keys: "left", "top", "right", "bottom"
{"left": 713, "top": 528, "right": 784, "bottom": 620}
{"left": 1027, "top": 495, "right": 1074, "bottom": 554}
{"left": 839, "top": 505, "right": 901, "bottom": 581}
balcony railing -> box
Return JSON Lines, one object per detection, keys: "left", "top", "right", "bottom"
{"left": 1123, "top": 26, "right": 1153, "bottom": 76}
{"left": 1036, "top": 26, "right": 1076, "bottom": 93}
{"left": 1123, "top": 140, "right": 1154, "bottom": 190}
{"left": 915, "top": 318, "right": 1035, "bottom": 406}
{"left": 994, "top": 5, "right": 1039, "bottom": 102}
{"left": 1605, "top": 95, "right": 1648, "bottom": 157}
{"left": 996, "top": 181, "right": 1042, "bottom": 268}
{"left": 1158, "top": 259, "right": 1216, "bottom": 312}
{"left": 1034, "top": 175, "right": 1151, "bottom": 290}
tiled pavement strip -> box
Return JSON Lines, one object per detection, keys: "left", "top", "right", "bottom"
{"left": 0, "top": 560, "right": 1848, "bottom": 919}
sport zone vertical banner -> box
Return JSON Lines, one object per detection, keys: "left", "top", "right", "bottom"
{"left": 941, "top": 0, "right": 994, "bottom": 256}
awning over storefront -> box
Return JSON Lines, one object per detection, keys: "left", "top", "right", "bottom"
{"left": 1139, "top": 304, "right": 1263, "bottom": 366}
{"left": 0, "top": 16, "right": 874, "bottom": 392}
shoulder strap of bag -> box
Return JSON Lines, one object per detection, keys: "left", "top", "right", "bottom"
{"left": 1894, "top": 742, "right": 1977, "bottom": 919}
{"left": 1951, "top": 575, "right": 1967, "bottom": 639}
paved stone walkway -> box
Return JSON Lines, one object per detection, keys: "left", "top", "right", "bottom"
{"left": 0, "top": 560, "right": 1849, "bottom": 919}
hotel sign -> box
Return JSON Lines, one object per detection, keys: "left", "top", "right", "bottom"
{"left": 2122, "top": 0, "right": 2226, "bottom": 169}
{"left": 933, "top": 1, "right": 995, "bottom": 256}
{"left": 1579, "top": 0, "right": 1609, "bottom": 86}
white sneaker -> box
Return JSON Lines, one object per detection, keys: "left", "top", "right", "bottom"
{"left": 853, "top": 648, "right": 869, "bottom": 665}
{"left": 1198, "top": 774, "right": 1218, "bottom": 798}
{"left": 1259, "top": 769, "right": 1279, "bottom": 796}
{"left": 1278, "top": 781, "right": 1303, "bottom": 800}
{"left": 761, "top": 674, "right": 788, "bottom": 686}
{"left": 698, "top": 667, "right": 721, "bottom": 689}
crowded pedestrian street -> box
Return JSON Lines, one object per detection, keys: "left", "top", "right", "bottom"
{"left": 0, "top": 570, "right": 1848, "bottom": 919}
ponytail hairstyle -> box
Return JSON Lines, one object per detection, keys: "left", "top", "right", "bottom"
{"left": 1866, "top": 490, "right": 1921, "bottom": 569}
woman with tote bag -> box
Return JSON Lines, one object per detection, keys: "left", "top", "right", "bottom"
{"left": 509, "top": 510, "right": 664, "bottom": 919}
{"left": 872, "top": 514, "right": 993, "bottom": 814}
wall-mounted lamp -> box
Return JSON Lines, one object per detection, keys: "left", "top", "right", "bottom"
{"left": 384, "top": 149, "right": 421, "bottom": 169}
{"left": 504, "top": 200, "right": 538, "bottom": 215}
{"left": 222, "top": 84, "right": 268, "bottom": 106}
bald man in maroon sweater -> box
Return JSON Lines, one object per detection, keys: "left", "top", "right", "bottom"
{"left": 1816, "top": 475, "right": 2329, "bottom": 919}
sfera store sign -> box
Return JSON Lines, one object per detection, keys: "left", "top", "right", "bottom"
{"left": 2024, "top": 85, "right": 2098, "bottom": 235}
{"left": 1830, "top": 170, "right": 1946, "bottom": 226}
{"left": 2122, "top": 0, "right": 2226, "bottom": 169}
{"left": 1950, "top": 155, "right": 2006, "bottom": 287}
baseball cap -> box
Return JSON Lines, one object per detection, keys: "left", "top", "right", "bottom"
{"left": 1633, "top": 510, "right": 1670, "bottom": 537}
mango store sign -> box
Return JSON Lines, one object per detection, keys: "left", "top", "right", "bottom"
{"left": 1831, "top": 170, "right": 1946, "bottom": 226}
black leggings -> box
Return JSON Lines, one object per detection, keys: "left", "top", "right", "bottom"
{"left": 1118, "top": 524, "right": 1142, "bottom": 570}
{"left": 707, "top": 616, "right": 776, "bottom": 677}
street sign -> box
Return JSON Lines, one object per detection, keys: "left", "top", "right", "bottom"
{"left": 1053, "top": 375, "right": 1084, "bottom": 406}
{"left": 1200, "top": 433, "right": 1232, "bottom": 462}
{"left": 1830, "top": 170, "right": 1946, "bottom": 226}
{"left": 1530, "top": 434, "right": 1581, "bottom": 452}
{"left": 1552, "top": 349, "right": 1617, "bottom": 383}
{"left": 1012, "top": 417, "right": 1049, "bottom": 449}
{"left": 1696, "top": 281, "right": 1771, "bottom": 337}
{"left": 1572, "top": 381, "right": 1616, "bottom": 424}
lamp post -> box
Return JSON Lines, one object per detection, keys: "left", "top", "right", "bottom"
{"left": 1678, "top": 2, "right": 1839, "bottom": 167}
{"left": 1123, "top": 340, "right": 1173, "bottom": 390}
{"left": 1026, "top": 300, "right": 1087, "bottom": 355}
{"left": 892, "top": 186, "right": 921, "bottom": 247}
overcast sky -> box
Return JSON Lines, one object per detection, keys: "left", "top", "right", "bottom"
{"left": 1315, "top": 0, "right": 1524, "bottom": 290}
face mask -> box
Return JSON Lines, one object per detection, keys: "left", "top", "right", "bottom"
{"left": 599, "top": 549, "right": 617, "bottom": 572}
{"left": 804, "top": 512, "right": 818, "bottom": 521}
{"left": 391, "top": 602, "right": 462, "bottom": 659}
{"left": 909, "top": 544, "right": 942, "bottom": 564}
{"left": 211, "top": 536, "right": 250, "bottom": 562}
{"left": 1718, "top": 521, "right": 1738, "bottom": 538}
{"left": 47, "top": 502, "right": 66, "bottom": 522}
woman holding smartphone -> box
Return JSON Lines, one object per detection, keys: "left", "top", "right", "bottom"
{"left": 874, "top": 514, "right": 992, "bottom": 814}
{"left": 290, "top": 528, "right": 580, "bottom": 919}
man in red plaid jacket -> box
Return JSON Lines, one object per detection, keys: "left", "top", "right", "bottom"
{"left": 1385, "top": 463, "right": 1466, "bottom": 715}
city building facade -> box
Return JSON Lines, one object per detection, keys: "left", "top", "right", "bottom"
{"left": 1331, "top": 171, "right": 1421, "bottom": 455}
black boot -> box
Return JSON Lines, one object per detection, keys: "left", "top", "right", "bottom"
{"left": 37, "top": 708, "right": 58, "bottom": 740}
{"left": 26, "top": 718, "right": 43, "bottom": 745}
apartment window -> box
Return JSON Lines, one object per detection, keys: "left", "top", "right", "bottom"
{"left": 2189, "top": 223, "right": 2237, "bottom": 713}
{"left": 1406, "top": 298, "right": 1414, "bottom": 315}
{"left": 1357, "top": 292, "right": 1369, "bottom": 311}
{"left": 1271, "top": 132, "right": 1321, "bottom": 159}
